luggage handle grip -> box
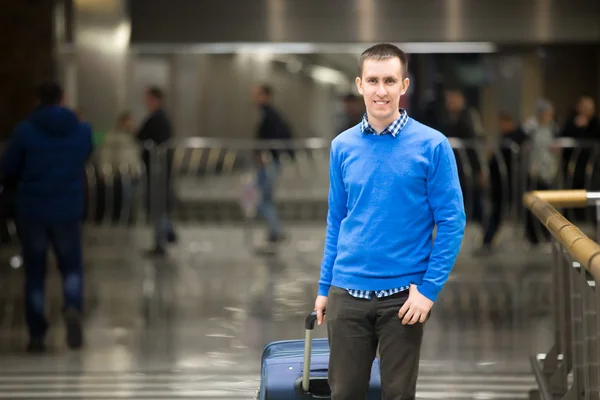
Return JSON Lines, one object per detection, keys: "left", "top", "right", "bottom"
{"left": 304, "top": 310, "right": 320, "bottom": 330}
{"left": 302, "top": 310, "right": 325, "bottom": 392}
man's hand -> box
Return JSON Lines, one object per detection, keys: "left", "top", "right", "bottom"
{"left": 314, "top": 295, "right": 328, "bottom": 325}
{"left": 398, "top": 284, "right": 434, "bottom": 325}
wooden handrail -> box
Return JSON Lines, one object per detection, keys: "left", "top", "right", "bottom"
{"left": 523, "top": 190, "right": 600, "bottom": 280}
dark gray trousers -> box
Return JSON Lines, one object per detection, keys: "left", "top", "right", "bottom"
{"left": 327, "top": 285, "right": 425, "bottom": 400}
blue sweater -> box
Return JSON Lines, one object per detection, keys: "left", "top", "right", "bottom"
{"left": 0, "top": 106, "right": 93, "bottom": 223}
{"left": 318, "top": 118, "right": 466, "bottom": 302}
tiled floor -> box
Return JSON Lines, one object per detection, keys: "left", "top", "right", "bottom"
{"left": 0, "top": 222, "right": 554, "bottom": 399}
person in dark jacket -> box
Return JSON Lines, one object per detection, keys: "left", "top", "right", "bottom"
{"left": 251, "top": 84, "right": 292, "bottom": 245}
{"left": 558, "top": 96, "right": 599, "bottom": 222}
{"left": 0, "top": 82, "right": 93, "bottom": 352}
{"left": 136, "top": 86, "right": 177, "bottom": 255}
{"left": 475, "top": 112, "right": 527, "bottom": 254}
{"left": 441, "top": 89, "right": 485, "bottom": 223}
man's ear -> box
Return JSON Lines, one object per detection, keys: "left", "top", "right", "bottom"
{"left": 355, "top": 77, "right": 363, "bottom": 95}
{"left": 401, "top": 78, "right": 410, "bottom": 96}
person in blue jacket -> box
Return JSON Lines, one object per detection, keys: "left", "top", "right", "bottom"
{"left": 0, "top": 82, "right": 93, "bottom": 353}
{"left": 314, "top": 44, "right": 466, "bottom": 399}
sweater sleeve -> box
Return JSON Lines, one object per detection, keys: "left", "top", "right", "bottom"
{"left": 420, "top": 138, "right": 466, "bottom": 302}
{"left": 318, "top": 142, "right": 347, "bottom": 296}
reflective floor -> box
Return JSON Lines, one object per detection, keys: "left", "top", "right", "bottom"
{"left": 0, "top": 222, "right": 556, "bottom": 399}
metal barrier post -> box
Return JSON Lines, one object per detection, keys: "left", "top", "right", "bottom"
{"left": 570, "top": 261, "right": 585, "bottom": 399}
{"left": 520, "top": 143, "right": 531, "bottom": 237}
{"left": 119, "top": 163, "right": 133, "bottom": 226}
{"left": 510, "top": 142, "right": 520, "bottom": 220}
{"left": 147, "top": 142, "right": 165, "bottom": 247}
{"left": 580, "top": 264, "right": 599, "bottom": 400}
{"left": 543, "top": 242, "right": 569, "bottom": 396}
{"left": 85, "top": 164, "right": 97, "bottom": 224}
{"left": 156, "top": 147, "right": 170, "bottom": 249}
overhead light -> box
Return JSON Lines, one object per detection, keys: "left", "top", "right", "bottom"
{"left": 309, "top": 65, "right": 349, "bottom": 86}
{"left": 286, "top": 59, "right": 303, "bottom": 73}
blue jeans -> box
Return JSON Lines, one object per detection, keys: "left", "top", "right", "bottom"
{"left": 154, "top": 213, "right": 174, "bottom": 249}
{"left": 18, "top": 220, "right": 83, "bottom": 339}
{"left": 256, "top": 161, "right": 282, "bottom": 237}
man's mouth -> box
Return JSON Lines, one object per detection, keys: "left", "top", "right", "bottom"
{"left": 374, "top": 100, "right": 389, "bottom": 105}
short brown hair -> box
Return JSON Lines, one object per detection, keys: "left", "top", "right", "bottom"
{"left": 257, "top": 83, "right": 273, "bottom": 97}
{"left": 358, "top": 43, "right": 408, "bottom": 79}
{"left": 146, "top": 86, "right": 164, "bottom": 101}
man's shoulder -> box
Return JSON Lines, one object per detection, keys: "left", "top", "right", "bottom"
{"left": 14, "top": 119, "right": 37, "bottom": 136}
{"left": 332, "top": 124, "right": 361, "bottom": 148}
{"left": 5, "top": 119, "right": 40, "bottom": 148}
{"left": 406, "top": 118, "right": 448, "bottom": 148}
{"left": 76, "top": 121, "right": 93, "bottom": 136}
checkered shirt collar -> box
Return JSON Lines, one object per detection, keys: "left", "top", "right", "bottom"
{"left": 360, "top": 109, "right": 409, "bottom": 137}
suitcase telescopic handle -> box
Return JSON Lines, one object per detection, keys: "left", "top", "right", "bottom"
{"left": 305, "top": 311, "right": 319, "bottom": 330}
{"left": 302, "top": 310, "right": 324, "bottom": 392}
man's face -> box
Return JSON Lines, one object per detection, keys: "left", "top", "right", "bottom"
{"left": 144, "top": 92, "right": 157, "bottom": 112}
{"left": 355, "top": 57, "right": 408, "bottom": 123}
{"left": 445, "top": 91, "right": 465, "bottom": 114}
{"left": 577, "top": 97, "right": 596, "bottom": 118}
{"left": 539, "top": 107, "right": 554, "bottom": 124}
{"left": 251, "top": 86, "right": 268, "bottom": 106}
{"left": 498, "top": 117, "right": 514, "bottom": 134}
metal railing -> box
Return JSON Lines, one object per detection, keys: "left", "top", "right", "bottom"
{"left": 524, "top": 190, "right": 600, "bottom": 400}
{"left": 147, "top": 137, "right": 331, "bottom": 225}
{"left": 7, "top": 135, "right": 589, "bottom": 235}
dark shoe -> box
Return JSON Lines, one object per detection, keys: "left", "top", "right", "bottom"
{"left": 143, "top": 246, "right": 166, "bottom": 257}
{"left": 26, "top": 337, "right": 46, "bottom": 353}
{"left": 64, "top": 310, "right": 83, "bottom": 350}
{"left": 267, "top": 232, "right": 287, "bottom": 243}
{"left": 166, "top": 231, "right": 178, "bottom": 244}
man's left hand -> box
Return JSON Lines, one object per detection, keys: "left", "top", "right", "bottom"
{"left": 398, "top": 284, "right": 434, "bottom": 325}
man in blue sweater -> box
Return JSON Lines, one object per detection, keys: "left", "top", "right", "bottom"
{"left": 0, "top": 82, "right": 93, "bottom": 352}
{"left": 314, "top": 44, "right": 466, "bottom": 399}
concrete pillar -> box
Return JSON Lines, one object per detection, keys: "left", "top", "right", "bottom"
{"left": 73, "top": 0, "right": 130, "bottom": 131}
{"left": 520, "top": 51, "right": 544, "bottom": 121}
{"left": 172, "top": 54, "right": 201, "bottom": 137}
{"left": 0, "top": 0, "right": 54, "bottom": 139}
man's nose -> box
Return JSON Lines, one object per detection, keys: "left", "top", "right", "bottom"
{"left": 376, "top": 84, "right": 387, "bottom": 97}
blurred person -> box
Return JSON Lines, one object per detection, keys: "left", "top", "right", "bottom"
{"left": 417, "top": 79, "right": 446, "bottom": 131}
{"left": 442, "top": 89, "right": 484, "bottom": 139}
{"left": 0, "top": 81, "right": 93, "bottom": 352}
{"left": 137, "top": 86, "right": 177, "bottom": 255}
{"left": 559, "top": 95, "right": 599, "bottom": 180}
{"left": 314, "top": 43, "right": 466, "bottom": 399}
{"left": 96, "top": 111, "right": 142, "bottom": 222}
{"left": 523, "top": 99, "right": 559, "bottom": 246}
{"left": 560, "top": 96, "right": 599, "bottom": 140}
{"left": 338, "top": 93, "right": 365, "bottom": 133}
{"left": 559, "top": 96, "right": 599, "bottom": 221}
{"left": 251, "top": 84, "right": 292, "bottom": 246}
{"left": 475, "top": 112, "right": 527, "bottom": 255}
{"left": 441, "top": 88, "right": 485, "bottom": 224}
{"left": 98, "top": 111, "right": 140, "bottom": 169}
